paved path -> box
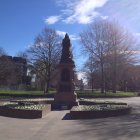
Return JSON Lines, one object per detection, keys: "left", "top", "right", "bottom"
{"left": 0, "top": 97, "right": 140, "bottom": 140}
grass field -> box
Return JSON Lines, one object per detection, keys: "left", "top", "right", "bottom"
{"left": 0, "top": 90, "right": 56, "bottom": 96}
{"left": 77, "top": 91, "right": 137, "bottom": 97}
{"left": 0, "top": 90, "right": 137, "bottom": 97}
{"left": 0, "top": 90, "right": 44, "bottom": 95}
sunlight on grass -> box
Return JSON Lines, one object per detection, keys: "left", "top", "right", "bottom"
{"left": 0, "top": 90, "right": 44, "bottom": 95}
{"left": 0, "top": 90, "right": 137, "bottom": 97}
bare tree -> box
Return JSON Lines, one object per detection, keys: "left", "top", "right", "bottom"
{"left": 104, "top": 22, "right": 137, "bottom": 93}
{"left": 80, "top": 20, "right": 111, "bottom": 93}
{"left": 27, "top": 27, "right": 61, "bottom": 94}
{"left": 83, "top": 55, "right": 98, "bottom": 93}
{"left": 80, "top": 19, "right": 137, "bottom": 93}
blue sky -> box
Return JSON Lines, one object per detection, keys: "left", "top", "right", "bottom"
{"left": 0, "top": 0, "right": 140, "bottom": 71}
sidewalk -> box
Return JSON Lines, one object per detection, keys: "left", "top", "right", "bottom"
{"left": 0, "top": 97, "right": 140, "bottom": 140}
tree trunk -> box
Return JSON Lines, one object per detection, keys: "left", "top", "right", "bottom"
{"left": 112, "top": 50, "right": 117, "bottom": 93}
{"left": 101, "top": 61, "right": 105, "bottom": 93}
{"left": 44, "top": 64, "right": 51, "bottom": 95}
{"left": 44, "top": 81, "right": 47, "bottom": 95}
{"left": 91, "top": 75, "right": 94, "bottom": 93}
{"left": 112, "top": 74, "right": 116, "bottom": 93}
{"left": 112, "top": 66, "right": 117, "bottom": 93}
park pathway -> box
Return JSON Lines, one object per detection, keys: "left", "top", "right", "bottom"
{"left": 0, "top": 97, "right": 140, "bottom": 140}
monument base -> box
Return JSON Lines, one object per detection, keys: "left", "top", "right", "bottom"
{"left": 52, "top": 92, "right": 79, "bottom": 110}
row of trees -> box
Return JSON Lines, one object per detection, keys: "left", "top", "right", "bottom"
{"left": 80, "top": 19, "right": 139, "bottom": 93}
{"left": 1, "top": 19, "right": 140, "bottom": 93}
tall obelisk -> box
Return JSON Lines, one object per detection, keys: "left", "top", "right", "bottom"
{"left": 53, "top": 34, "right": 78, "bottom": 109}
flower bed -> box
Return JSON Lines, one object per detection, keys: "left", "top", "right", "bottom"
{"left": 79, "top": 99, "right": 127, "bottom": 105}
{"left": 70, "top": 103, "right": 131, "bottom": 119}
{"left": 11, "top": 98, "right": 54, "bottom": 105}
{"left": 0, "top": 102, "right": 51, "bottom": 119}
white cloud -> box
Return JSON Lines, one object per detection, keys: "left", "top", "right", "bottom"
{"left": 45, "top": 16, "right": 61, "bottom": 24}
{"left": 135, "top": 32, "right": 140, "bottom": 36}
{"left": 101, "top": 15, "right": 108, "bottom": 20}
{"left": 45, "top": 0, "right": 109, "bottom": 25}
{"left": 77, "top": 72, "right": 87, "bottom": 84}
{"left": 134, "top": 33, "right": 140, "bottom": 42}
{"left": 56, "top": 30, "right": 79, "bottom": 41}
{"left": 65, "top": 0, "right": 107, "bottom": 24}
{"left": 60, "top": 0, "right": 109, "bottom": 24}
{"left": 70, "top": 34, "right": 80, "bottom": 41}
{"left": 56, "top": 30, "right": 66, "bottom": 37}
{"left": 131, "top": 50, "right": 140, "bottom": 54}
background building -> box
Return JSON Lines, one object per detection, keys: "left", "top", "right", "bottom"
{"left": 0, "top": 55, "right": 31, "bottom": 90}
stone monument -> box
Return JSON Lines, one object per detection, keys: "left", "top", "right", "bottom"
{"left": 53, "top": 33, "right": 78, "bottom": 109}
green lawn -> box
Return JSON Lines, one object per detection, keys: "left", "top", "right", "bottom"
{"left": 77, "top": 91, "right": 137, "bottom": 97}
{"left": 0, "top": 90, "right": 44, "bottom": 95}
{"left": 0, "top": 90, "right": 137, "bottom": 97}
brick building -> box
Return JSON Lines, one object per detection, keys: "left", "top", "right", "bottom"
{"left": 0, "top": 55, "right": 31, "bottom": 89}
